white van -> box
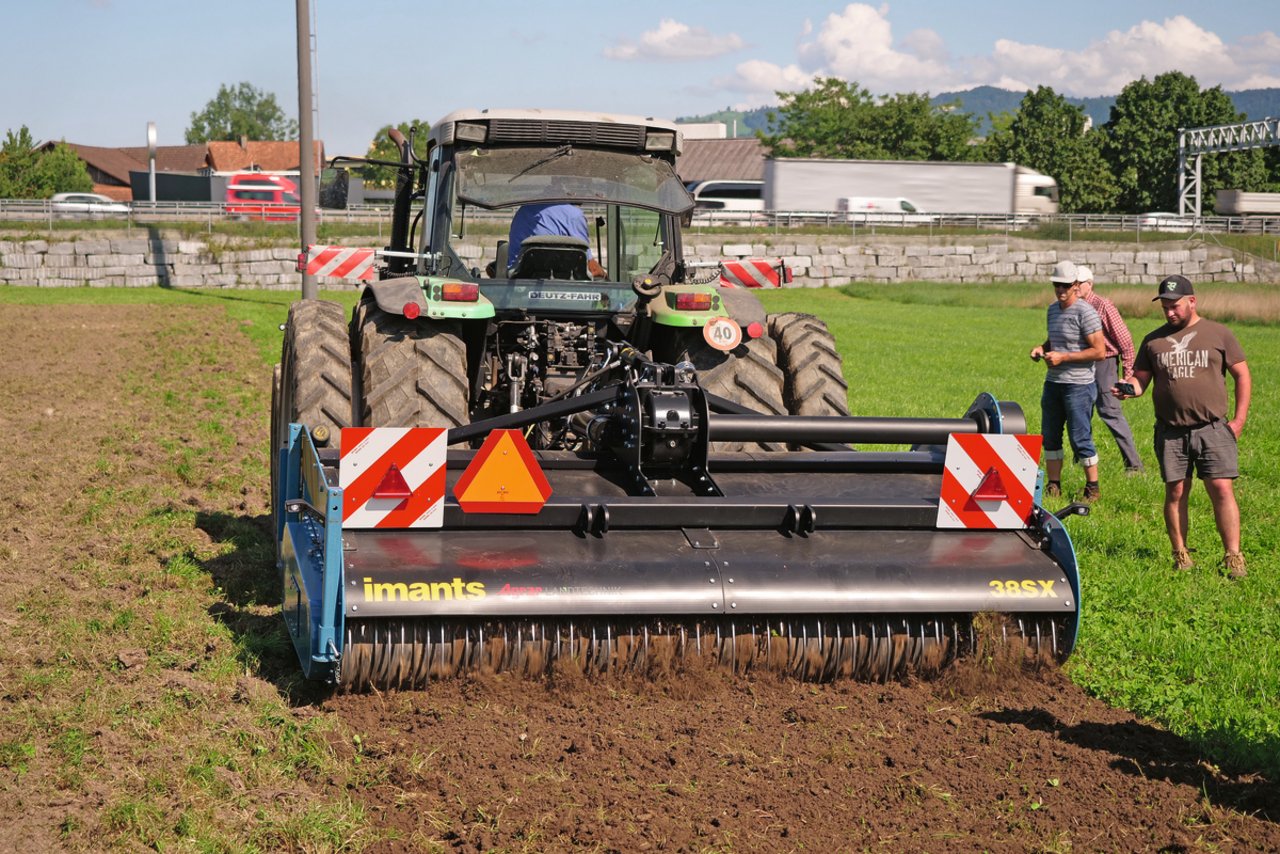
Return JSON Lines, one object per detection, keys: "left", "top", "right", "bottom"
{"left": 686, "top": 180, "right": 764, "bottom": 220}
{"left": 837, "top": 196, "right": 935, "bottom": 225}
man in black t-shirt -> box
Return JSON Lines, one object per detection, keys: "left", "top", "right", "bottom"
{"left": 1115, "top": 276, "right": 1251, "bottom": 578}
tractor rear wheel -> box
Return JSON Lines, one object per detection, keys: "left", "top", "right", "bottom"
{"left": 270, "top": 299, "right": 355, "bottom": 553}
{"left": 673, "top": 332, "right": 787, "bottom": 452}
{"left": 768, "top": 312, "right": 850, "bottom": 418}
{"left": 356, "top": 306, "right": 470, "bottom": 429}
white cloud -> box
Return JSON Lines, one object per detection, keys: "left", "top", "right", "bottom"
{"left": 900, "top": 28, "right": 948, "bottom": 63}
{"left": 716, "top": 3, "right": 966, "bottom": 105}
{"left": 714, "top": 59, "right": 814, "bottom": 105}
{"left": 604, "top": 18, "right": 744, "bottom": 61}
{"left": 797, "top": 4, "right": 957, "bottom": 92}
{"left": 978, "top": 16, "right": 1280, "bottom": 95}
{"left": 704, "top": 6, "right": 1280, "bottom": 108}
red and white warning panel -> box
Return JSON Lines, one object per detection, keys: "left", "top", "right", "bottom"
{"left": 936, "top": 434, "right": 1043, "bottom": 530}
{"left": 719, "top": 258, "right": 792, "bottom": 288}
{"left": 340, "top": 427, "right": 447, "bottom": 528}
{"left": 300, "top": 245, "right": 378, "bottom": 281}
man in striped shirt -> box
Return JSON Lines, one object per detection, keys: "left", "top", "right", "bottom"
{"left": 1030, "top": 261, "right": 1107, "bottom": 501}
{"left": 1076, "top": 266, "right": 1144, "bottom": 474}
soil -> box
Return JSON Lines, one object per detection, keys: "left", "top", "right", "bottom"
{"left": 1, "top": 303, "right": 1277, "bottom": 852}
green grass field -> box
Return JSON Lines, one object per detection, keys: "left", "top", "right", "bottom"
{"left": 758, "top": 283, "right": 1279, "bottom": 780}
{"left": 2, "top": 280, "right": 1276, "bottom": 785}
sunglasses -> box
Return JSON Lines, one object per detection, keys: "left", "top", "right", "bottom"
{"left": 1052, "top": 282, "right": 1074, "bottom": 289}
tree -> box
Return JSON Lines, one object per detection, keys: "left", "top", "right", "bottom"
{"left": 759, "top": 77, "right": 979, "bottom": 161}
{"left": 986, "top": 87, "right": 1117, "bottom": 213}
{"left": 185, "top": 82, "right": 298, "bottom": 144}
{"left": 0, "top": 126, "right": 92, "bottom": 198}
{"left": 1102, "top": 72, "right": 1268, "bottom": 213}
{"left": 358, "top": 121, "right": 431, "bottom": 190}
{"left": 759, "top": 78, "right": 880, "bottom": 159}
{"left": 866, "top": 93, "right": 977, "bottom": 162}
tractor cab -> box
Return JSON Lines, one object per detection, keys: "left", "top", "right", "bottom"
{"left": 421, "top": 110, "right": 696, "bottom": 290}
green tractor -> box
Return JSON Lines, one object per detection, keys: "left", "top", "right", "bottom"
{"left": 271, "top": 109, "right": 1082, "bottom": 691}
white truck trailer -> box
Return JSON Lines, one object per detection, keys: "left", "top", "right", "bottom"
{"left": 1215, "top": 190, "right": 1280, "bottom": 215}
{"left": 763, "top": 158, "right": 1059, "bottom": 215}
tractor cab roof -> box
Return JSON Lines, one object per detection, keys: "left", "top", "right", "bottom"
{"left": 429, "top": 108, "right": 685, "bottom": 156}
{"left": 436, "top": 109, "right": 693, "bottom": 215}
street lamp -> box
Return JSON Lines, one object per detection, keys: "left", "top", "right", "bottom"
{"left": 147, "top": 122, "right": 157, "bottom": 207}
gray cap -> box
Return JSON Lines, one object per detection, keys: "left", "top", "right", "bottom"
{"left": 1076, "top": 265, "right": 1094, "bottom": 283}
{"left": 1050, "top": 260, "right": 1078, "bottom": 284}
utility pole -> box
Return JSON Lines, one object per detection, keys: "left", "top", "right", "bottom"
{"left": 296, "top": 0, "right": 318, "bottom": 299}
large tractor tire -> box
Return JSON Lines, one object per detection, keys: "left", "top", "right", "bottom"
{"left": 356, "top": 305, "right": 470, "bottom": 429}
{"left": 673, "top": 332, "right": 787, "bottom": 453}
{"left": 768, "top": 312, "right": 850, "bottom": 417}
{"left": 270, "top": 299, "right": 355, "bottom": 550}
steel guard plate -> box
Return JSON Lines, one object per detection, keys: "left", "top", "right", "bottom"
{"left": 341, "top": 527, "right": 1075, "bottom": 619}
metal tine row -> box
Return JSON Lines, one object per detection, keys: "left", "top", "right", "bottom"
{"left": 339, "top": 616, "right": 1067, "bottom": 691}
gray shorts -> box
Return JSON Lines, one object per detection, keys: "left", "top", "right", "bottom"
{"left": 1154, "top": 420, "right": 1239, "bottom": 482}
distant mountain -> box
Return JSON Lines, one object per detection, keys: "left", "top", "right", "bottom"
{"left": 1230, "top": 89, "right": 1280, "bottom": 123}
{"left": 676, "top": 107, "right": 776, "bottom": 137}
{"left": 679, "top": 87, "right": 1280, "bottom": 138}
{"left": 930, "top": 86, "right": 1115, "bottom": 133}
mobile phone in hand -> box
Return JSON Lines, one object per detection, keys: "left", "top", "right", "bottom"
{"left": 1115, "top": 382, "right": 1136, "bottom": 396}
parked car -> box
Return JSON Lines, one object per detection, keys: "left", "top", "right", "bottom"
{"left": 50, "top": 192, "right": 130, "bottom": 217}
{"left": 1137, "top": 212, "right": 1195, "bottom": 233}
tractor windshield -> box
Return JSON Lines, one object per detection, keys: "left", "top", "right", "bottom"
{"left": 454, "top": 145, "right": 694, "bottom": 214}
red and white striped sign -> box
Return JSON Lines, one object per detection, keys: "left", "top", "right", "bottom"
{"left": 301, "top": 245, "right": 378, "bottom": 281}
{"left": 936, "top": 434, "right": 1042, "bottom": 530}
{"left": 719, "top": 258, "right": 790, "bottom": 288}
{"left": 340, "top": 427, "right": 447, "bottom": 529}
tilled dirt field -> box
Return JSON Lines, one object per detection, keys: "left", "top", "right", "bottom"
{"left": 1, "top": 302, "right": 1276, "bottom": 852}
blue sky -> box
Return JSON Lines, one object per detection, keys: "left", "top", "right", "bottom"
{"left": 4, "top": 1, "right": 1278, "bottom": 156}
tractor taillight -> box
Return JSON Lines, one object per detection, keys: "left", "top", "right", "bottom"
{"left": 402, "top": 302, "right": 421, "bottom": 319}
{"left": 442, "top": 282, "right": 480, "bottom": 302}
{"left": 674, "top": 293, "right": 712, "bottom": 311}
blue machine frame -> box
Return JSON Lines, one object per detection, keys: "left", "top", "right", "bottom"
{"left": 277, "top": 424, "right": 345, "bottom": 682}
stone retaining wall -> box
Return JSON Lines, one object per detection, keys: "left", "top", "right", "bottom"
{"left": 0, "top": 236, "right": 300, "bottom": 288}
{"left": 1, "top": 233, "right": 1271, "bottom": 288}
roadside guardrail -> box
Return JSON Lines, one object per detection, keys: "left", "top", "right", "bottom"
{"left": 1, "top": 198, "right": 1277, "bottom": 236}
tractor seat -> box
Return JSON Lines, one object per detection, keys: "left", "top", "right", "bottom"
{"left": 509, "top": 235, "right": 590, "bottom": 280}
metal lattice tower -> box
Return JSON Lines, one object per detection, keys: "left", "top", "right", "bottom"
{"left": 1178, "top": 117, "right": 1280, "bottom": 217}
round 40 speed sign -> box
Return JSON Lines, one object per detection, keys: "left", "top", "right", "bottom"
{"left": 702, "top": 316, "right": 743, "bottom": 352}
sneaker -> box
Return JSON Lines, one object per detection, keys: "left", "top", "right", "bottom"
{"left": 1223, "top": 552, "right": 1247, "bottom": 579}
{"left": 1173, "top": 548, "right": 1195, "bottom": 571}
{"left": 1045, "top": 481, "right": 1061, "bottom": 498}
{"left": 1124, "top": 466, "right": 1145, "bottom": 477}
{"left": 1081, "top": 483, "right": 1100, "bottom": 503}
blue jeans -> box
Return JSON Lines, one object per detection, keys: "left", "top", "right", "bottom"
{"left": 1041, "top": 381, "right": 1099, "bottom": 467}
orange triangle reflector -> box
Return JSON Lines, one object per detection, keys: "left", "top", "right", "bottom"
{"left": 971, "top": 467, "right": 1009, "bottom": 501}
{"left": 454, "top": 430, "right": 552, "bottom": 514}
{"left": 372, "top": 463, "right": 413, "bottom": 500}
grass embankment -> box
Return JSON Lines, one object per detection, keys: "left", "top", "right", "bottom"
{"left": 0, "top": 281, "right": 1275, "bottom": 849}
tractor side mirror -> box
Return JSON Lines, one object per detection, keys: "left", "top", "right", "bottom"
{"left": 319, "top": 168, "right": 350, "bottom": 210}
